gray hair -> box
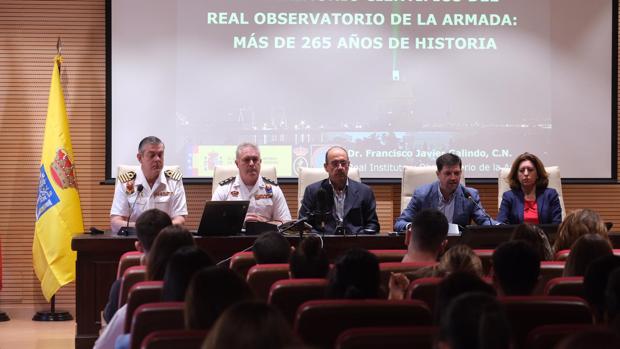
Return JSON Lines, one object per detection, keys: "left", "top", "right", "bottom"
{"left": 324, "top": 145, "right": 349, "bottom": 165}
{"left": 236, "top": 142, "right": 260, "bottom": 159}
{"left": 138, "top": 136, "right": 164, "bottom": 153}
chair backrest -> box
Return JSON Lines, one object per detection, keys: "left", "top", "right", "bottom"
{"left": 525, "top": 324, "right": 604, "bottom": 349}
{"left": 130, "top": 302, "right": 185, "bottom": 349}
{"left": 473, "top": 249, "right": 494, "bottom": 276}
{"left": 117, "top": 251, "right": 144, "bottom": 279}
{"left": 379, "top": 262, "right": 437, "bottom": 293}
{"left": 544, "top": 277, "right": 584, "bottom": 298}
{"left": 554, "top": 249, "right": 570, "bottom": 261}
{"left": 294, "top": 299, "right": 432, "bottom": 349}
{"left": 117, "top": 165, "right": 180, "bottom": 181}
{"left": 406, "top": 277, "right": 443, "bottom": 313}
{"left": 268, "top": 278, "right": 328, "bottom": 325}
{"left": 368, "top": 250, "right": 407, "bottom": 263}
{"left": 400, "top": 166, "right": 466, "bottom": 212}
{"left": 534, "top": 261, "right": 566, "bottom": 295}
{"left": 246, "top": 264, "right": 291, "bottom": 301}
{"left": 497, "top": 166, "right": 565, "bottom": 218}
{"left": 297, "top": 167, "right": 361, "bottom": 213}
{"left": 211, "top": 164, "right": 277, "bottom": 196}
{"left": 499, "top": 296, "right": 594, "bottom": 348}
{"left": 228, "top": 251, "right": 257, "bottom": 279}
{"left": 119, "top": 265, "right": 147, "bottom": 308}
{"left": 335, "top": 326, "right": 438, "bottom": 349}
{"left": 140, "top": 329, "right": 208, "bottom": 349}
{"left": 124, "top": 281, "right": 164, "bottom": 333}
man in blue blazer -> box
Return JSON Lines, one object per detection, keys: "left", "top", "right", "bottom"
{"left": 299, "top": 146, "right": 380, "bottom": 235}
{"left": 394, "top": 153, "right": 495, "bottom": 232}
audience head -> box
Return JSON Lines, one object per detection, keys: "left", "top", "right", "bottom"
{"left": 289, "top": 235, "right": 329, "bottom": 279}
{"left": 252, "top": 232, "right": 291, "bottom": 264}
{"left": 507, "top": 152, "right": 549, "bottom": 191}
{"left": 492, "top": 240, "right": 540, "bottom": 296}
{"left": 161, "top": 246, "right": 213, "bottom": 302}
{"left": 511, "top": 223, "right": 553, "bottom": 261}
{"left": 327, "top": 248, "right": 380, "bottom": 299}
{"left": 435, "top": 272, "right": 496, "bottom": 323}
{"left": 185, "top": 266, "right": 254, "bottom": 330}
{"left": 584, "top": 255, "right": 620, "bottom": 322}
{"left": 202, "top": 301, "right": 294, "bottom": 349}
{"left": 438, "top": 292, "right": 511, "bottom": 349}
{"left": 563, "top": 234, "right": 613, "bottom": 277}
{"left": 406, "top": 208, "right": 449, "bottom": 258}
{"left": 606, "top": 267, "right": 620, "bottom": 326}
{"left": 438, "top": 245, "right": 484, "bottom": 277}
{"left": 146, "top": 225, "right": 195, "bottom": 280}
{"left": 553, "top": 208, "right": 609, "bottom": 252}
{"left": 135, "top": 208, "right": 172, "bottom": 254}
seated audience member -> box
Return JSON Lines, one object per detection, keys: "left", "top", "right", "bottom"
{"left": 434, "top": 272, "right": 496, "bottom": 323}
{"left": 437, "top": 292, "right": 512, "bottom": 349}
{"left": 395, "top": 153, "right": 496, "bottom": 232}
{"left": 185, "top": 266, "right": 254, "bottom": 330}
{"left": 563, "top": 234, "right": 613, "bottom": 277}
{"left": 555, "top": 328, "right": 620, "bottom": 349}
{"left": 94, "top": 225, "right": 195, "bottom": 349}
{"left": 510, "top": 223, "right": 553, "bottom": 261}
{"left": 402, "top": 208, "right": 449, "bottom": 263}
{"left": 103, "top": 208, "right": 172, "bottom": 323}
{"left": 211, "top": 143, "right": 291, "bottom": 224}
{"left": 389, "top": 245, "right": 484, "bottom": 300}
{"left": 326, "top": 248, "right": 381, "bottom": 299}
{"left": 115, "top": 246, "right": 214, "bottom": 349}
{"left": 496, "top": 152, "right": 562, "bottom": 225}
{"left": 299, "top": 146, "right": 380, "bottom": 235}
{"left": 202, "top": 301, "right": 295, "bottom": 349}
{"left": 289, "top": 235, "right": 329, "bottom": 279}
{"left": 606, "top": 267, "right": 620, "bottom": 332}
{"left": 252, "top": 231, "right": 291, "bottom": 264}
{"left": 553, "top": 208, "right": 609, "bottom": 252}
{"left": 584, "top": 256, "right": 620, "bottom": 323}
{"left": 492, "top": 240, "right": 540, "bottom": 296}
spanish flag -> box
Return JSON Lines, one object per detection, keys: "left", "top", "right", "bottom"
{"left": 33, "top": 55, "right": 84, "bottom": 301}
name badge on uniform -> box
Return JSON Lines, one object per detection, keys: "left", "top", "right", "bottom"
{"left": 154, "top": 191, "right": 172, "bottom": 197}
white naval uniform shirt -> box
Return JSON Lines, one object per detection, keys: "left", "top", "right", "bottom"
{"left": 110, "top": 167, "right": 188, "bottom": 225}
{"left": 212, "top": 175, "right": 291, "bottom": 223}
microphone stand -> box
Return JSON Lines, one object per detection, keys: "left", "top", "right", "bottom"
{"left": 119, "top": 185, "right": 144, "bottom": 236}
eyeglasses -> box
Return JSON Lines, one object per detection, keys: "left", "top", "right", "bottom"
{"left": 329, "top": 160, "right": 350, "bottom": 168}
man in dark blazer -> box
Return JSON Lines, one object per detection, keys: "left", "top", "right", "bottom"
{"left": 394, "top": 153, "right": 496, "bottom": 232}
{"left": 299, "top": 146, "right": 380, "bottom": 235}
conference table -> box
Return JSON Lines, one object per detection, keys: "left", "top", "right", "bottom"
{"left": 71, "top": 226, "right": 620, "bottom": 349}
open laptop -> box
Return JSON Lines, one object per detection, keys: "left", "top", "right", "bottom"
{"left": 196, "top": 200, "right": 249, "bottom": 236}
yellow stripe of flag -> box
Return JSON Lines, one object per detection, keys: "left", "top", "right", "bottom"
{"left": 33, "top": 54, "right": 84, "bottom": 301}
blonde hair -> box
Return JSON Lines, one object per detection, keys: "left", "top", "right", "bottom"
{"left": 438, "top": 245, "right": 484, "bottom": 277}
{"left": 553, "top": 209, "right": 609, "bottom": 253}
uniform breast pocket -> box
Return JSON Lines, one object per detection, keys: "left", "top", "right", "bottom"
{"left": 154, "top": 195, "right": 171, "bottom": 211}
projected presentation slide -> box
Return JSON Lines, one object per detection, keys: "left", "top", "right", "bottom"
{"left": 111, "top": 0, "right": 613, "bottom": 179}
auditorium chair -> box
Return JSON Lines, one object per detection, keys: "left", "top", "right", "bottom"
{"left": 246, "top": 263, "right": 290, "bottom": 300}
{"left": 140, "top": 329, "right": 208, "bottom": 349}
{"left": 499, "top": 296, "right": 594, "bottom": 348}
{"left": 368, "top": 249, "right": 407, "bottom": 263}
{"left": 335, "top": 326, "right": 438, "bottom": 349}
{"left": 228, "top": 251, "right": 256, "bottom": 279}
{"left": 473, "top": 249, "right": 494, "bottom": 275}
{"left": 268, "top": 278, "right": 328, "bottom": 324}
{"left": 211, "top": 164, "right": 277, "bottom": 196}
{"left": 497, "top": 166, "right": 565, "bottom": 218}
{"left": 118, "top": 265, "right": 147, "bottom": 308}
{"left": 556, "top": 249, "right": 620, "bottom": 261}
{"left": 129, "top": 302, "right": 185, "bottom": 349}
{"left": 295, "top": 299, "right": 432, "bottom": 349}
{"left": 379, "top": 261, "right": 437, "bottom": 292}
{"left": 534, "top": 261, "right": 565, "bottom": 295}
{"left": 544, "top": 276, "right": 584, "bottom": 298}
{"left": 406, "top": 277, "right": 442, "bottom": 312}
{"left": 400, "top": 166, "right": 466, "bottom": 212}
{"left": 297, "top": 167, "right": 360, "bottom": 213}
{"left": 525, "top": 324, "right": 608, "bottom": 349}
{"left": 124, "top": 281, "right": 164, "bottom": 333}
{"left": 117, "top": 251, "right": 144, "bottom": 279}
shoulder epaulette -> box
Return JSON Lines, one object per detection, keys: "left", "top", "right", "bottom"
{"left": 164, "top": 168, "right": 183, "bottom": 181}
{"left": 117, "top": 170, "right": 136, "bottom": 184}
{"left": 262, "top": 176, "right": 278, "bottom": 185}
{"left": 219, "top": 176, "right": 235, "bottom": 186}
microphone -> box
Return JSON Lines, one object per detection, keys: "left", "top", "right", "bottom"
{"left": 461, "top": 186, "right": 494, "bottom": 225}
{"left": 119, "top": 184, "right": 144, "bottom": 236}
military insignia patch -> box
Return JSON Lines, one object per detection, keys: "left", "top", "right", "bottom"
{"left": 230, "top": 190, "right": 239, "bottom": 197}
{"left": 125, "top": 180, "right": 135, "bottom": 195}
{"left": 255, "top": 193, "right": 273, "bottom": 200}
{"left": 265, "top": 184, "right": 273, "bottom": 195}
{"left": 50, "top": 148, "right": 77, "bottom": 189}
{"left": 164, "top": 168, "right": 183, "bottom": 181}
